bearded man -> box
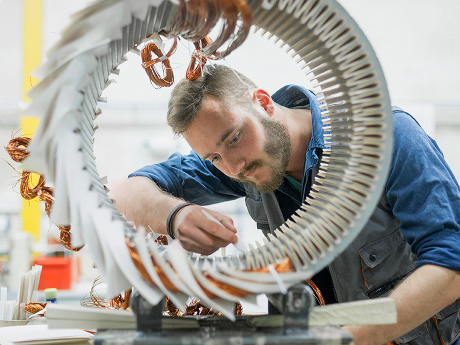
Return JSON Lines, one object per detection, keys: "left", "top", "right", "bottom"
{"left": 110, "top": 64, "right": 460, "bottom": 345}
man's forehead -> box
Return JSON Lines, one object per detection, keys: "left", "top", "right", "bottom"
{"left": 184, "top": 99, "right": 244, "bottom": 159}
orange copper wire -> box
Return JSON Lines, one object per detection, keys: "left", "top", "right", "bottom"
{"left": 140, "top": 0, "right": 252, "bottom": 87}
{"left": 20, "top": 171, "right": 45, "bottom": 200}
{"left": 200, "top": 0, "right": 252, "bottom": 59}
{"left": 305, "top": 279, "right": 326, "bottom": 306}
{"left": 165, "top": 296, "right": 182, "bottom": 316}
{"left": 155, "top": 235, "right": 168, "bottom": 245}
{"left": 81, "top": 276, "right": 132, "bottom": 310}
{"left": 37, "top": 186, "right": 53, "bottom": 217}
{"left": 186, "top": 37, "right": 213, "bottom": 81}
{"left": 171, "top": 0, "right": 252, "bottom": 59}
{"left": 22, "top": 302, "right": 47, "bottom": 315}
{"left": 202, "top": 272, "right": 251, "bottom": 297}
{"left": 171, "top": 0, "right": 220, "bottom": 43}
{"left": 4, "top": 136, "right": 31, "bottom": 163}
{"left": 141, "top": 37, "right": 177, "bottom": 88}
{"left": 185, "top": 299, "right": 220, "bottom": 316}
{"left": 4, "top": 135, "right": 82, "bottom": 252}
{"left": 125, "top": 237, "right": 181, "bottom": 292}
{"left": 59, "top": 225, "right": 84, "bottom": 252}
{"left": 234, "top": 301, "right": 243, "bottom": 315}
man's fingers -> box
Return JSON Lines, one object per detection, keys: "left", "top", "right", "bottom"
{"left": 200, "top": 218, "right": 238, "bottom": 242}
{"left": 176, "top": 225, "right": 228, "bottom": 255}
{"left": 220, "top": 218, "right": 237, "bottom": 232}
{"left": 171, "top": 205, "right": 238, "bottom": 255}
{"left": 203, "top": 209, "right": 237, "bottom": 233}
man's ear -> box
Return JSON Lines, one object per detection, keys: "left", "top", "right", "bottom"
{"left": 252, "top": 89, "right": 275, "bottom": 116}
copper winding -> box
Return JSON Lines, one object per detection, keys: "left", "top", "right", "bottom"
{"left": 4, "top": 135, "right": 82, "bottom": 252}
{"left": 4, "top": 136, "right": 31, "bottom": 163}
{"left": 202, "top": 272, "right": 251, "bottom": 297}
{"left": 165, "top": 296, "right": 182, "bottom": 316}
{"left": 170, "top": 0, "right": 252, "bottom": 59}
{"left": 234, "top": 301, "right": 243, "bottom": 315}
{"left": 155, "top": 235, "right": 168, "bottom": 245}
{"left": 126, "top": 235, "right": 298, "bottom": 299}
{"left": 125, "top": 237, "right": 181, "bottom": 292}
{"left": 305, "top": 279, "right": 326, "bottom": 306}
{"left": 37, "top": 186, "right": 54, "bottom": 217}
{"left": 170, "top": 0, "right": 219, "bottom": 43}
{"left": 22, "top": 302, "right": 47, "bottom": 315}
{"left": 141, "top": 0, "right": 252, "bottom": 87}
{"left": 186, "top": 37, "right": 213, "bottom": 81}
{"left": 127, "top": 235, "right": 244, "bottom": 316}
{"left": 111, "top": 289, "right": 132, "bottom": 310}
{"left": 185, "top": 298, "right": 220, "bottom": 316}
{"left": 20, "top": 171, "right": 45, "bottom": 200}
{"left": 81, "top": 276, "right": 132, "bottom": 310}
{"left": 141, "top": 37, "right": 177, "bottom": 88}
{"left": 164, "top": 296, "right": 242, "bottom": 317}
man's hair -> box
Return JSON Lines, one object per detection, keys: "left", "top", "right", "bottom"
{"left": 167, "top": 64, "right": 258, "bottom": 135}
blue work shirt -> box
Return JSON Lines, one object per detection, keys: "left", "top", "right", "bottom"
{"left": 130, "top": 85, "right": 460, "bottom": 273}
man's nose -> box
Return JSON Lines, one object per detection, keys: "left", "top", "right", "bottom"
{"left": 224, "top": 152, "right": 245, "bottom": 176}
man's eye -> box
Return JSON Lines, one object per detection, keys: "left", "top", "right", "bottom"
{"left": 211, "top": 155, "right": 220, "bottom": 163}
{"left": 231, "top": 132, "right": 240, "bottom": 143}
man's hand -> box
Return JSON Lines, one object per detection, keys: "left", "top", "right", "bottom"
{"left": 172, "top": 204, "right": 238, "bottom": 255}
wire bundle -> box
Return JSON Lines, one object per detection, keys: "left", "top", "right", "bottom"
{"left": 141, "top": 0, "right": 252, "bottom": 88}
{"left": 171, "top": 0, "right": 252, "bottom": 59}
{"left": 4, "top": 136, "right": 82, "bottom": 252}
{"left": 141, "top": 35, "right": 177, "bottom": 88}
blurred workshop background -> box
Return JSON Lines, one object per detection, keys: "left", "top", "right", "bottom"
{"left": 0, "top": 0, "right": 459, "bottom": 304}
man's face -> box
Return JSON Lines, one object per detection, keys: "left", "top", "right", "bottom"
{"left": 184, "top": 97, "right": 291, "bottom": 193}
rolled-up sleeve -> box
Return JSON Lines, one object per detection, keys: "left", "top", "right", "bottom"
{"left": 128, "top": 151, "right": 246, "bottom": 205}
{"left": 386, "top": 111, "right": 460, "bottom": 271}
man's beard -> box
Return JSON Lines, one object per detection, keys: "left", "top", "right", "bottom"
{"left": 234, "top": 114, "right": 292, "bottom": 193}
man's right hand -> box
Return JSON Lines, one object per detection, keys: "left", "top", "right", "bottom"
{"left": 172, "top": 205, "right": 238, "bottom": 255}
{"left": 109, "top": 176, "right": 238, "bottom": 255}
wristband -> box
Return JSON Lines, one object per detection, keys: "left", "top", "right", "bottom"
{"left": 166, "top": 202, "right": 193, "bottom": 239}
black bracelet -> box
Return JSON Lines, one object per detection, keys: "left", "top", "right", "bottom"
{"left": 166, "top": 202, "right": 193, "bottom": 239}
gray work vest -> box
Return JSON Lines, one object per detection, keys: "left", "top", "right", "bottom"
{"left": 242, "top": 108, "right": 460, "bottom": 344}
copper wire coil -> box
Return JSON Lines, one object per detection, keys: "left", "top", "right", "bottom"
{"left": 141, "top": 37, "right": 177, "bottom": 88}
{"left": 142, "top": 0, "right": 251, "bottom": 86}
{"left": 37, "top": 186, "right": 54, "bottom": 216}
{"left": 202, "top": 272, "right": 251, "bottom": 297}
{"left": 4, "top": 136, "right": 31, "bottom": 163}
{"left": 81, "top": 276, "right": 132, "bottom": 310}
{"left": 165, "top": 296, "right": 182, "bottom": 316}
{"left": 127, "top": 236, "right": 252, "bottom": 298}
{"left": 186, "top": 37, "right": 213, "bottom": 81}
{"left": 171, "top": 0, "right": 220, "bottom": 42}
{"left": 4, "top": 136, "right": 82, "bottom": 252}
{"left": 197, "top": 0, "right": 252, "bottom": 59}
{"left": 171, "top": 0, "right": 251, "bottom": 59}
{"left": 110, "top": 289, "right": 132, "bottom": 310}
{"left": 20, "top": 171, "right": 45, "bottom": 200}
{"left": 185, "top": 299, "right": 220, "bottom": 316}
{"left": 59, "top": 225, "right": 83, "bottom": 252}
{"left": 22, "top": 302, "right": 47, "bottom": 315}
{"left": 305, "top": 279, "right": 326, "bottom": 306}
{"left": 155, "top": 235, "right": 168, "bottom": 245}
{"left": 234, "top": 301, "right": 242, "bottom": 315}
{"left": 126, "top": 238, "right": 181, "bottom": 291}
